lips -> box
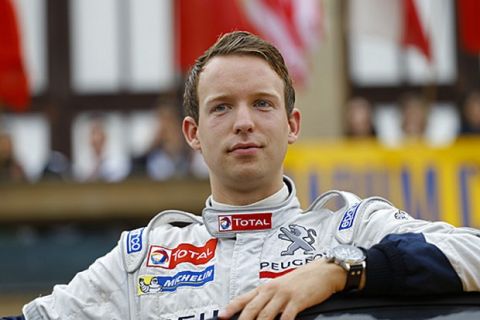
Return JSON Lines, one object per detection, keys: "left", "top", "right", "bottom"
{"left": 229, "top": 142, "right": 261, "bottom": 152}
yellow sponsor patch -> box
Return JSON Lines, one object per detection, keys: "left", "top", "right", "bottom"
{"left": 137, "top": 266, "right": 215, "bottom": 295}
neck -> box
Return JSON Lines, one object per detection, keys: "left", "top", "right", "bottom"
{"left": 210, "top": 174, "right": 284, "bottom": 206}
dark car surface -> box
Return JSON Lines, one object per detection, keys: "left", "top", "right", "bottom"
{"left": 228, "top": 292, "right": 480, "bottom": 320}
{"left": 295, "top": 292, "right": 480, "bottom": 319}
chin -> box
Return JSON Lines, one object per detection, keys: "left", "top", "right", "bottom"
{"left": 238, "top": 168, "right": 263, "bottom": 178}
{"left": 230, "top": 167, "right": 265, "bottom": 182}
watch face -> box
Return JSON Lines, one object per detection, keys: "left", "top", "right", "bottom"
{"left": 332, "top": 245, "right": 365, "bottom": 263}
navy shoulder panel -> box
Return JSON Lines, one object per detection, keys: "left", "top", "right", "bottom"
{"left": 364, "top": 233, "right": 462, "bottom": 295}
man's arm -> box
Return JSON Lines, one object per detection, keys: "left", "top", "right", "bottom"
{"left": 218, "top": 232, "right": 462, "bottom": 320}
{"left": 354, "top": 201, "right": 480, "bottom": 293}
{"left": 364, "top": 232, "right": 463, "bottom": 295}
{"left": 218, "top": 258, "right": 356, "bottom": 320}
{"left": 22, "top": 242, "right": 129, "bottom": 319}
{"left": 219, "top": 198, "right": 480, "bottom": 320}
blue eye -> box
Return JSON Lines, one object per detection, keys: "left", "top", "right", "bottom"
{"left": 212, "top": 104, "right": 229, "bottom": 113}
{"left": 254, "top": 100, "right": 272, "bottom": 109}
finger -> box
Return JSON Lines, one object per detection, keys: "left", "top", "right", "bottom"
{"left": 237, "top": 291, "right": 272, "bottom": 320}
{"left": 256, "top": 293, "right": 289, "bottom": 320}
{"left": 279, "top": 302, "right": 300, "bottom": 320}
{"left": 218, "top": 289, "right": 258, "bottom": 319}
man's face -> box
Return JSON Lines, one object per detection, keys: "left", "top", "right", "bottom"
{"left": 183, "top": 55, "right": 300, "bottom": 190}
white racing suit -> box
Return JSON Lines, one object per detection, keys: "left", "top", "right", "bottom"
{"left": 24, "top": 176, "right": 480, "bottom": 319}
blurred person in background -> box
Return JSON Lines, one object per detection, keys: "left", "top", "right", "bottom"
{"left": 0, "top": 130, "right": 26, "bottom": 183}
{"left": 41, "top": 150, "right": 70, "bottom": 181}
{"left": 399, "top": 92, "right": 430, "bottom": 141}
{"left": 41, "top": 102, "right": 71, "bottom": 181}
{"left": 344, "top": 96, "right": 376, "bottom": 138}
{"left": 460, "top": 90, "right": 480, "bottom": 135}
{"left": 13, "top": 31, "right": 480, "bottom": 320}
{"left": 84, "top": 114, "right": 129, "bottom": 182}
{"left": 87, "top": 115, "right": 108, "bottom": 181}
{"left": 131, "top": 102, "right": 191, "bottom": 181}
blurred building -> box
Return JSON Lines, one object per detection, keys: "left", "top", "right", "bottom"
{"left": 1, "top": 0, "right": 480, "bottom": 313}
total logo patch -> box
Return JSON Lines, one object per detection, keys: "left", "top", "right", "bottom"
{"left": 147, "top": 238, "right": 217, "bottom": 269}
{"left": 218, "top": 213, "right": 272, "bottom": 232}
{"left": 137, "top": 265, "right": 215, "bottom": 295}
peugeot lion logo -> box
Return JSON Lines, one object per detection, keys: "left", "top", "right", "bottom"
{"left": 278, "top": 224, "right": 317, "bottom": 256}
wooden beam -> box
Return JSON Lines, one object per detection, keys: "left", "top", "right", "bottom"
{"left": 0, "top": 179, "right": 211, "bottom": 223}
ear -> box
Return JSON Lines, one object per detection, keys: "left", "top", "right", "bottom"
{"left": 182, "top": 116, "right": 201, "bottom": 151}
{"left": 287, "top": 108, "right": 301, "bottom": 144}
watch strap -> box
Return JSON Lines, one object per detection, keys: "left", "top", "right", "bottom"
{"left": 344, "top": 261, "right": 365, "bottom": 292}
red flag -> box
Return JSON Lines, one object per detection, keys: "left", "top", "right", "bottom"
{"left": 240, "top": 0, "right": 323, "bottom": 84}
{"left": 175, "top": 0, "right": 255, "bottom": 73}
{"left": 401, "top": 0, "right": 431, "bottom": 61}
{"left": 175, "top": 0, "right": 322, "bottom": 85}
{"left": 0, "top": 0, "right": 30, "bottom": 111}
{"left": 457, "top": 0, "right": 480, "bottom": 54}
{"left": 349, "top": 0, "right": 431, "bottom": 62}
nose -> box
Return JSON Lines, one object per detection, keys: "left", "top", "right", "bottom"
{"left": 233, "top": 104, "right": 254, "bottom": 134}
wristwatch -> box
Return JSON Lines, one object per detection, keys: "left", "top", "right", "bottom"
{"left": 328, "top": 244, "right": 366, "bottom": 292}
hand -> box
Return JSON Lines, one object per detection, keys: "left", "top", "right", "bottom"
{"left": 218, "top": 259, "right": 347, "bottom": 320}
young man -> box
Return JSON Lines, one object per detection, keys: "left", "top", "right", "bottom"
{"left": 17, "top": 31, "right": 480, "bottom": 320}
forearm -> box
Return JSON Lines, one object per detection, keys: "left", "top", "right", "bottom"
{"left": 362, "top": 233, "right": 463, "bottom": 295}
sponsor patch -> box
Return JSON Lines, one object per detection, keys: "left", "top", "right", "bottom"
{"left": 259, "top": 254, "right": 324, "bottom": 279}
{"left": 147, "top": 239, "right": 217, "bottom": 269}
{"left": 395, "top": 210, "right": 411, "bottom": 220}
{"left": 278, "top": 224, "right": 317, "bottom": 256}
{"left": 339, "top": 202, "right": 360, "bottom": 231}
{"left": 218, "top": 213, "right": 272, "bottom": 232}
{"left": 127, "top": 228, "right": 144, "bottom": 254}
{"left": 137, "top": 265, "right": 215, "bottom": 295}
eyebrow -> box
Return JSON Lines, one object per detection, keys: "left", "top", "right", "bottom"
{"left": 204, "top": 91, "right": 282, "bottom": 106}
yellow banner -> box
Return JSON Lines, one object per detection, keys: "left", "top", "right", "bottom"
{"left": 284, "top": 138, "right": 480, "bottom": 228}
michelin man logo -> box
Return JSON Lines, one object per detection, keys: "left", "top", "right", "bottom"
{"left": 139, "top": 276, "right": 162, "bottom": 294}
{"left": 278, "top": 224, "right": 317, "bottom": 256}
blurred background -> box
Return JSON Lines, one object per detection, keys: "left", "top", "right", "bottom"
{"left": 1, "top": 0, "right": 480, "bottom": 313}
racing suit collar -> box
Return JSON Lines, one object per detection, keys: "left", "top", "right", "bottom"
{"left": 202, "top": 176, "right": 301, "bottom": 238}
{"left": 210, "top": 183, "right": 289, "bottom": 210}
